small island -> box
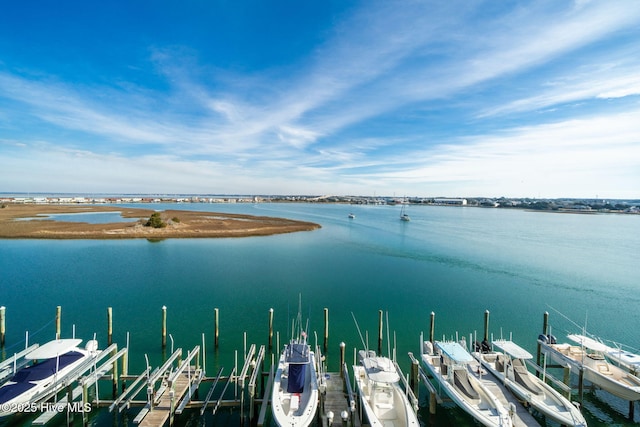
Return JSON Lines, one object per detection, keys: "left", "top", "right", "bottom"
{"left": 0, "top": 204, "right": 320, "bottom": 239}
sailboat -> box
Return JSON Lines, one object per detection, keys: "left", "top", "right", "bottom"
{"left": 399, "top": 201, "right": 410, "bottom": 221}
{"left": 0, "top": 338, "right": 99, "bottom": 417}
{"left": 352, "top": 314, "right": 419, "bottom": 427}
{"left": 271, "top": 300, "right": 319, "bottom": 427}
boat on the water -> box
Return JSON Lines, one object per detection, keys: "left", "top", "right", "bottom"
{"left": 353, "top": 350, "right": 419, "bottom": 427}
{"left": 348, "top": 213, "right": 356, "bottom": 219}
{"left": 570, "top": 334, "right": 640, "bottom": 374}
{"left": 0, "top": 338, "right": 99, "bottom": 417}
{"left": 538, "top": 334, "right": 640, "bottom": 401}
{"left": 399, "top": 204, "right": 410, "bottom": 221}
{"left": 474, "top": 339, "right": 587, "bottom": 427}
{"left": 271, "top": 306, "right": 318, "bottom": 427}
{"left": 421, "top": 340, "right": 513, "bottom": 427}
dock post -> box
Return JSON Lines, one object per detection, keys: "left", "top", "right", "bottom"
{"left": 429, "top": 312, "right": 435, "bottom": 343}
{"left": 324, "top": 308, "right": 329, "bottom": 351}
{"left": 161, "top": 306, "right": 167, "bottom": 349}
{"left": 214, "top": 308, "right": 219, "bottom": 348}
{"left": 0, "top": 306, "right": 5, "bottom": 347}
{"left": 410, "top": 356, "right": 419, "bottom": 396}
{"left": 378, "top": 310, "right": 383, "bottom": 354}
{"left": 107, "top": 307, "right": 113, "bottom": 346}
{"left": 537, "top": 311, "right": 549, "bottom": 375}
{"left": 268, "top": 308, "right": 274, "bottom": 350}
{"left": 56, "top": 306, "right": 61, "bottom": 339}
{"left": 483, "top": 310, "right": 490, "bottom": 342}
{"left": 339, "top": 342, "right": 346, "bottom": 378}
{"left": 112, "top": 344, "right": 119, "bottom": 398}
{"left": 577, "top": 368, "right": 584, "bottom": 404}
{"left": 82, "top": 381, "right": 89, "bottom": 427}
{"left": 67, "top": 384, "right": 74, "bottom": 426}
{"left": 630, "top": 401, "right": 635, "bottom": 420}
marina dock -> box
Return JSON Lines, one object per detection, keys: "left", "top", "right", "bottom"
{"left": 3, "top": 306, "right": 636, "bottom": 426}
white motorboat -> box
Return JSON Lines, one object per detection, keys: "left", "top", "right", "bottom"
{"left": 539, "top": 334, "right": 640, "bottom": 401}
{"left": 421, "top": 340, "right": 513, "bottom": 427}
{"left": 571, "top": 334, "right": 640, "bottom": 374}
{"left": 353, "top": 350, "right": 419, "bottom": 427}
{"left": 271, "top": 312, "right": 318, "bottom": 427}
{"left": 0, "top": 338, "right": 99, "bottom": 417}
{"left": 475, "top": 339, "right": 587, "bottom": 427}
{"left": 399, "top": 204, "right": 410, "bottom": 221}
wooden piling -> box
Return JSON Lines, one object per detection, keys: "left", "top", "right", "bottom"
{"left": 339, "top": 342, "right": 346, "bottom": 378}
{"left": 324, "top": 307, "right": 329, "bottom": 351}
{"left": 55, "top": 306, "right": 61, "bottom": 339}
{"left": 483, "top": 310, "right": 490, "bottom": 342}
{"left": 268, "top": 308, "right": 274, "bottom": 350}
{"left": 214, "top": 308, "right": 219, "bottom": 348}
{"left": 537, "top": 311, "right": 549, "bottom": 371}
{"left": 0, "top": 306, "right": 5, "bottom": 347}
{"left": 429, "top": 312, "right": 435, "bottom": 343}
{"left": 378, "top": 310, "right": 383, "bottom": 354}
{"left": 112, "top": 344, "right": 119, "bottom": 398}
{"left": 107, "top": 307, "right": 113, "bottom": 346}
{"left": 410, "top": 357, "right": 419, "bottom": 396}
{"left": 161, "top": 306, "right": 167, "bottom": 349}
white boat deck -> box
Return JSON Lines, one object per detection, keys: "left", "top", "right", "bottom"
{"left": 470, "top": 362, "right": 541, "bottom": 427}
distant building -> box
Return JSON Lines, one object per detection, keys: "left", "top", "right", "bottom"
{"left": 433, "top": 198, "right": 467, "bottom": 206}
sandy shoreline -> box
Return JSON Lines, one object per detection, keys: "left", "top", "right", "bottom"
{"left": 0, "top": 204, "right": 320, "bottom": 239}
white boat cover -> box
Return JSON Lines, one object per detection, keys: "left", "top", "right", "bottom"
{"left": 26, "top": 339, "right": 82, "bottom": 360}
{"left": 492, "top": 340, "right": 533, "bottom": 360}
{"left": 362, "top": 356, "right": 400, "bottom": 383}
{"left": 568, "top": 334, "right": 610, "bottom": 353}
{"left": 436, "top": 342, "right": 473, "bottom": 363}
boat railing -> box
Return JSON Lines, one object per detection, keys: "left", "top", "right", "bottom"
{"left": 393, "top": 359, "right": 419, "bottom": 411}
{"left": 342, "top": 362, "right": 357, "bottom": 413}
{"left": 524, "top": 358, "right": 571, "bottom": 395}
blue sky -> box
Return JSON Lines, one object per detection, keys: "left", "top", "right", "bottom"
{"left": 1, "top": 1, "right": 639, "bottom": 198}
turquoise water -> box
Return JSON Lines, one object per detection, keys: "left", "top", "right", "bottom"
{"left": 1, "top": 203, "right": 638, "bottom": 426}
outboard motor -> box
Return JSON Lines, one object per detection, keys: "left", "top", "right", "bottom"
{"left": 423, "top": 341, "right": 434, "bottom": 356}
{"left": 85, "top": 339, "right": 99, "bottom": 354}
{"left": 481, "top": 339, "right": 491, "bottom": 354}
{"left": 538, "top": 334, "right": 548, "bottom": 344}
{"left": 547, "top": 334, "right": 557, "bottom": 344}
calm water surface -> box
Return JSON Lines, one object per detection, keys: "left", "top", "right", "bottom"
{"left": 1, "top": 203, "right": 638, "bottom": 426}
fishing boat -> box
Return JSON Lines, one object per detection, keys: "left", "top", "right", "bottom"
{"left": 538, "top": 334, "right": 640, "bottom": 401}
{"left": 348, "top": 213, "right": 356, "bottom": 219}
{"left": 474, "top": 339, "right": 587, "bottom": 427}
{"left": 271, "top": 306, "right": 318, "bottom": 427}
{"left": 571, "top": 334, "right": 640, "bottom": 374}
{"left": 421, "top": 340, "right": 513, "bottom": 427}
{"left": 353, "top": 350, "right": 419, "bottom": 427}
{"left": 0, "top": 338, "right": 99, "bottom": 417}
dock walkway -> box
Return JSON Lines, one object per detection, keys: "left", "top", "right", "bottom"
{"left": 138, "top": 369, "right": 193, "bottom": 427}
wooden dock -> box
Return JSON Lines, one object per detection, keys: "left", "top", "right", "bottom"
{"left": 319, "top": 365, "right": 360, "bottom": 427}
{"left": 138, "top": 370, "right": 193, "bottom": 427}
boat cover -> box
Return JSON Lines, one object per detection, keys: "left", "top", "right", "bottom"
{"left": 286, "top": 342, "right": 310, "bottom": 364}
{"left": 0, "top": 381, "right": 37, "bottom": 404}
{"left": 26, "top": 339, "right": 82, "bottom": 360}
{"left": 362, "top": 356, "right": 400, "bottom": 383}
{"left": 287, "top": 363, "right": 306, "bottom": 393}
{"left": 492, "top": 340, "right": 533, "bottom": 360}
{"left": 436, "top": 342, "right": 473, "bottom": 363}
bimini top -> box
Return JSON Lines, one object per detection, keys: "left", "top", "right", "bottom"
{"left": 492, "top": 340, "right": 533, "bottom": 360}
{"left": 436, "top": 342, "right": 473, "bottom": 363}
{"left": 568, "top": 334, "right": 610, "bottom": 353}
{"left": 26, "top": 339, "right": 82, "bottom": 360}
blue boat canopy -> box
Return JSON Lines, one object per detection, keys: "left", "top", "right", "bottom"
{"left": 436, "top": 342, "right": 473, "bottom": 363}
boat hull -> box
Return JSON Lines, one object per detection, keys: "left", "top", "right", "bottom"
{"left": 271, "top": 349, "right": 318, "bottom": 427}
{"left": 420, "top": 350, "right": 511, "bottom": 427}
{"left": 539, "top": 340, "right": 640, "bottom": 401}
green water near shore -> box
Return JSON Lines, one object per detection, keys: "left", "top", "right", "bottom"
{"left": 1, "top": 203, "right": 638, "bottom": 426}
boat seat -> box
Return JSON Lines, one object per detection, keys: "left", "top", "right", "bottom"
{"left": 597, "top": 364, "right": 613, "bottom": 375}
{"left": 290, "top": 394, "right": 300, "bottom": 411}
{"left": 512, "top": 360, "right": 543, "bottom": 395}
{"left": 454, "top": 370, "right": 479, "bottom": 401}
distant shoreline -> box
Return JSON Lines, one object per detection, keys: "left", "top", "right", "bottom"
{"left": 0, "top": 204, "right": 321, "bottom": 239}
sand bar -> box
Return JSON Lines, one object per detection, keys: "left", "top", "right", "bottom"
{"left": 0, "top": 204, "right": 320, "bottom": 239}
